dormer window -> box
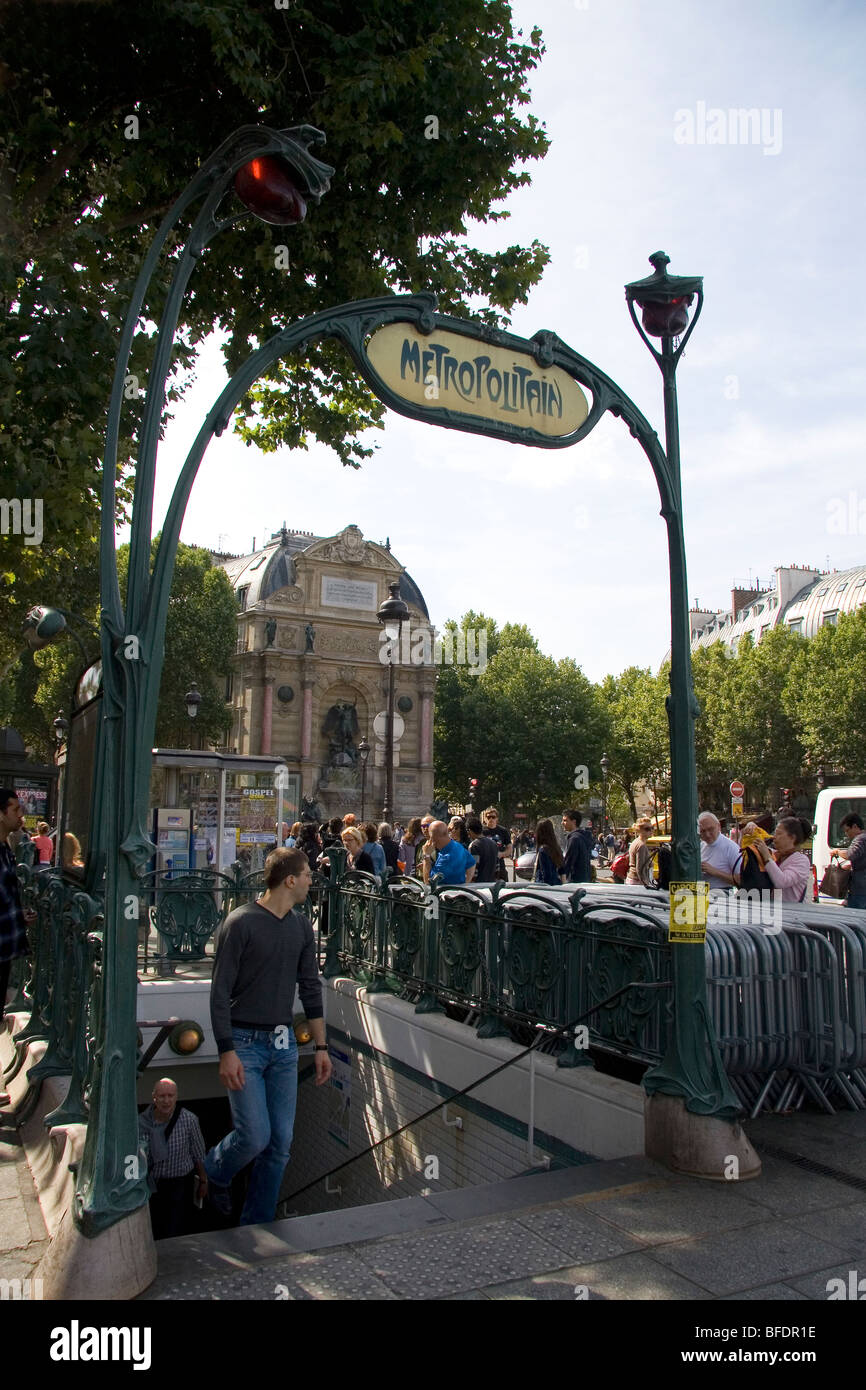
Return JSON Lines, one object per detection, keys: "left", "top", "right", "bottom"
{"left": 237, "top": 585, "right": 249, "bottom": 611}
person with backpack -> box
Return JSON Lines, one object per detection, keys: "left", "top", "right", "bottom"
{"left": 740, "top": 816, "right": 811, "bottom": 902}
{"left": 625, "top": 819, "right": 655, "bottom": 887}
{"left": 735, "top": 815, "right": 774, "bottom": 893}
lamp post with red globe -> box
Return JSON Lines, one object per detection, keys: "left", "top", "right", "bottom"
{"left": 73, "top": 127, "right": 333, "bottom": 1241}
{"left": 622, "top": 254, "right": 756, "bottom": 1174}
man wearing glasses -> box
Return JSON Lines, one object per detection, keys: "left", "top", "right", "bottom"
{"left": 482, "top": 807, "right": 510, "bottom": 882}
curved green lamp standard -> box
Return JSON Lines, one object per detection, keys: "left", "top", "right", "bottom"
{"left": 76, "top": 126, "right": 333, "bottom": 1235}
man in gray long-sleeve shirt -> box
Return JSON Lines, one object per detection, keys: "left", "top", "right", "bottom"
{"left": 204, "top": 847, "right": 332, "bottom": 1225}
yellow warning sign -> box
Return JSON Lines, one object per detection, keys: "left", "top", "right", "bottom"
{"left": 669, "top": 881, "right": 710, "bottom": 942}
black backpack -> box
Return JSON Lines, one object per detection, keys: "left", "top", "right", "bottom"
{"left": 737, "top": 845, "right": 766, "bottom": 892}
{"left": 655, "top": 842, "right": 673, "bottom": 890}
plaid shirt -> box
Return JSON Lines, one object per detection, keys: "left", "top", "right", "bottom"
{"left": 142, "top": 1106, "right": 206, "bottom": 1182}
{"left": 0, "top": 842, "right": 28, "bottom": 965}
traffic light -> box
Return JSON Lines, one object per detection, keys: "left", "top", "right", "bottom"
{"left": 468, "top": 778, "right": 478, "bottom": 806}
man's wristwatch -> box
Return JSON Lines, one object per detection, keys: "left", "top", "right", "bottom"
{"left": 315, "top": 1044, "right": 329, "bottom": 1052}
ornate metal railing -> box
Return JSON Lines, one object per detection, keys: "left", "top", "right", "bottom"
{"left": 323, "top": 874, "right": 674, "bottom": 1067}
{"left": 14, "top": 851, "right": 866, "bottom": 1241}
{"left": 136, "top": 862, "right": 327, "bottom": 969}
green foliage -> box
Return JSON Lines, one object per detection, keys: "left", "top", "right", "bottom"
{"left": 117, "top": 540, "right": 236, "bottom": 748}
{"left": 782, "top": 607, "right": 866, "bottom": 778}
{"left": 1, "top": 0, "right": 549, "bottom": 668}
{"left": 433, "top": 612, "right": 608, "bottom": 822}
{"left": 598, "top": 666, "right": 668, "bottom": 821}
{"left": 711, "top": 627, "right": 807, "bottom": 804}
{"left": 0, "top": 539, "right": 235, "bottom": 758}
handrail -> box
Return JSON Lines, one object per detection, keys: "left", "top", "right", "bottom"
{"left": 277, "top": 979, "right": 672, "bottom": 1210}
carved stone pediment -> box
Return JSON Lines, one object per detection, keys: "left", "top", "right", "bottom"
{"left": 268, "top": 587, "right": 304, "bottom": 605}
{"left": 310, "top": 524, "right": 367, "bottom": 565}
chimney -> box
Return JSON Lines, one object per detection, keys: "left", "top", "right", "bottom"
{"left": 731, "top": 586, "right": 761, "bottom": 620}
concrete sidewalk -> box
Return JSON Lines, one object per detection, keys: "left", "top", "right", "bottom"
{"left": 138, "top": 1118, "right": 866, "bottom": 1300}
{"left": 0, "top": 1126, "right": 50, "bottom": 1289}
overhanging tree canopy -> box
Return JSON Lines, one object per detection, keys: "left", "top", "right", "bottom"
{"left": 0, "top": 0, "right": 550, "bottom": 678}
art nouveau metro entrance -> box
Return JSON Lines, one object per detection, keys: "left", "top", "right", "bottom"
{"left": 16, "top": 125, "right": 759, "bottom": 1294}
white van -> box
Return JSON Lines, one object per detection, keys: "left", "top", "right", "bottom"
{"left": 811, "top": 786, "right": 866, "bottom": 900}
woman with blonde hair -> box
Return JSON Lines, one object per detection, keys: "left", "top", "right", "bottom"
{"left": 62, "top": 832, "right": 84, "bottom": 869}
{"left": 625, "top": 819, "right": 654, "bottom": 888}
{"left": 341, "top": 826, "right": 376, "bottom": 876}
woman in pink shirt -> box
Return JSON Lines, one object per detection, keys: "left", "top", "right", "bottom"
{"left": 32, "top": 821, "right": 53, "bottom": 864}
{"left": 743, "top": 816, "right": 811, "bottom": 902}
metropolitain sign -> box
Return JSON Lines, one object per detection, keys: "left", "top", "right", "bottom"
{"left": 365, "top": 321, "right": 589, "bottom": 444}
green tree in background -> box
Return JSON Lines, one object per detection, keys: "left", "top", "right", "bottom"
{"left": 712, "top": 627, "right": 807, "bottom": 805}
{"left": 690, "top": 644, "right": 737, "bottom": 810}
{"left": 783, "top": 607, "right": 866, "bottom": 779}
{"left": 0, "top": 541, "right": 236, "bottom": 760}
{"left": 1, "top": 0, "right": 549, "bottom": 678}
{"left": 598, "top": 665, "right": 668, "bottom": 822}
{"left": 117, "top": 540, "right": 236, "bottom": 749}
{"left": 433, "top": 613, "right": 607, "bottom": 821}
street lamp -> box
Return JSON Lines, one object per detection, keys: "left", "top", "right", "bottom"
{"left": 358, "top": 737, "right": 371, "bottom": 822}
{"left": 76, "top": 124, "right": 334, "bottom": 1237}
{"left": 376, "top": 580, "right": 409, "bottom": 822}
{"left": 184, "top": 683, "right": 202, "bottom": 720}
{"left": 600, "top": 752, "right": 610, "bottom": 831}
{"left": 53, "top": 711, "right": 69, "bottom": 746}
{"left": 624, "top": 252, "right": 749, "bottom": 1167}
{"left": 184, "top": 682, "right": 202, "bottom": 750}
{"left": 816, "top": 765, "right": 826, "bottom": 791}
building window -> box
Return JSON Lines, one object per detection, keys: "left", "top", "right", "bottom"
{"left": 787, "top": 618, "right": 804, "bottom": 634}
{"left": 759, "top": 625, "right": 770, "bottom": 642}
{"left": 824, "top": 610, "right": 839, "bottom": 627}
{"left": 816, "top": 586, "right": 828, "bottom": 597}
{"left": 225, "top": 672, "right": 234, "bottom": 702}
{"left": 237, "top": 586, "right": 249, "bottom": 611}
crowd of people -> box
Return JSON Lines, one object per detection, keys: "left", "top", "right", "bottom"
{"left": 274, "top": 805, "right": 608, "bottom": 888}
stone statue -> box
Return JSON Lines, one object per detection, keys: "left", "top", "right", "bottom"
{"left": 300, "top": 794, "right": 323, "bottom": 823}
{"left": 323, "top": 701, "right": 359, "bottom": 766}
{"left": 264, "top": 618, "right": 277, "bottom": 647}
{"left": 430, "top": 798, "right": 449, "bottom": 822}
{"left": 305, "top": 623, "right": 315, "bottom": 652}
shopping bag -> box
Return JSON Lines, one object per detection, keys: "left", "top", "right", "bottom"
{"left": 819, "top": 861, "right": 850, "bottom": 898}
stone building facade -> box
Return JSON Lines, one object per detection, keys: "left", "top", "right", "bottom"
{"left": 215, "top": 524, "right": 435, "bottom": 824}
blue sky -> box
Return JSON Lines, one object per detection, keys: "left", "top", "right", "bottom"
{"left": 129, "top": 0, "right": 866, "bottom": 682}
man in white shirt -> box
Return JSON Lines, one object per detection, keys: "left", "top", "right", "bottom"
{"left": 698, "top": 812, "right": 741, "bottom": 887}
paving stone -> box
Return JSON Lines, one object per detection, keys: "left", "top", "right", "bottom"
{"left": 584, "top": 1179, "right": 768, "bottom": 1244}
{"left": 0, "top": 1155, "right": 22, "bottom": 1200}
{"left": 786, "top": 1259, "right": 866, "bottom": 1301}
{"left": 483, "top": 1251, "right": 712, "bottom": 1301}
{"left": 732, "top": 1155, "right": 862, "bottom": 1217}
{"left": 648, "top": 1220, "right": 850, "bottom": 1296}
{"left": 0, "top": 1251, "right": 48, "bottom": 1285}
{"left": 514, "top": 1205, "right": 640, "bottom": 1263}
{"left": 140, "top": 1248, "right": 397, "bottom": 1301}
{"left": 783, "top": 1202, "right": 866, "bottom": 1256}
{"left": 354, "top": 1217, "right": 570, "bottom": 1299}
{"left": 0, "top": 1195, "right": 39, "bottom": 1252}
{"left": 720, "top": 1283, "right": 809, "bottom": 1301}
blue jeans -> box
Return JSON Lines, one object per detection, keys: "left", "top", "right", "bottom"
{"left": 205, "top": 1027, "right": 298, "bottom": 1225}
{"left": 847, "top": 893, "right": 866, "bottom": 910}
